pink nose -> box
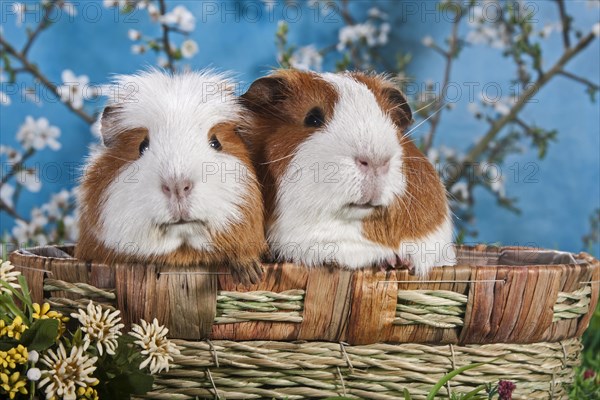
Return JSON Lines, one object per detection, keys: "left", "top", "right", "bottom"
{"left": 355, "top": 156, "right": 390, "bottom": 174}
{"left": 161, "top": 179, "right": 194, "bottom": 200}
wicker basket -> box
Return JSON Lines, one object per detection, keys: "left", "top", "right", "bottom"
{"left": 9, "top": 245, "right": 600, "bottom": 399}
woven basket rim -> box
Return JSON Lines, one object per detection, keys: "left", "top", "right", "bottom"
{"left": 9, "top": 243, "right": 600, "bottom": 270}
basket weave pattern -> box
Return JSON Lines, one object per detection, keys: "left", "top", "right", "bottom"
{"left": 9, "top": 245, "right": 600, "bottom": 399}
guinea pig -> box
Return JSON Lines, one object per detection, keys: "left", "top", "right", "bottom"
{"left": 240, "top": 70, "right": 456, "bottom": 276}
{"left": 75, "top": 69, "right": 265, "bottom": 285}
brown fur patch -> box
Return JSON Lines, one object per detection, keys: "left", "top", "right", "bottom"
{"left": 75, "top": 124, "right": 266, "bottom": 268}
{"left": 241, "top": 70, "right": 339, "bottom": 224}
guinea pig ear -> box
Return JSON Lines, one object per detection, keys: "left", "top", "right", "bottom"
{"left": 241, "top": 76, "right": 288, "bottom": 114}
{"left": 382, "top": 87, "right": 413, "bottom": 131}
{"left": 99, "top": 105, "right": 121, "bottom": 147}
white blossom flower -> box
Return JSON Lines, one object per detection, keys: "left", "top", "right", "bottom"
{"left": 427, "top": 148, "right": 439, "bottom": 163}
{"left": 12, "top": 208, "right": 48, "bottom": 246}
{"left": 27, "top": 368, "right": 41, "bottom": 381}
{"left": 451, "top": 182, "right": 470, "bottom": 200}
{"left": 467, "top": 102, "right": 481, "bottom": 117}
{"left": 131, "top": 44, "right": 146, "bottom": 54}
{"left": 61, "top": 2, "right": 77, "bottom": 16}
{"left": 0, "top": 91, "right": 10, "bottom": 106}
{"left": 422, "top": 35, "right": 434, "bottom": 47}
{"left": 368, "top": 7, "right": 387, "bottom": 19}
{"left": 28, "top": 350, "right": 39, "bottom": 363}
{"left": 337, "top": 23, "right": 379, "bottom": 51}
{"left": 180, "top": 39, "right": 199, "bottom": 59}
{"left": 0, "top": 145, "right": 22, "bottom": 164}
{"left": 147, "top": 2, "right": 160, "bottom": 21}
{"left": 16, "top": 169, "right": 41, "bottom": 192}
{"left": 378, "top": 22, "right": 391, "bottom": 45}
{"left": 42, "top": 189, "right": 72, "bottom": 219}
{"left": 0, "top": 260, "right": 21, "bottom": 294}
{"left": 157, "top": 56, "right": 169, "bottom": 68}
{"left": 490, "top": 176, "right": 505, "bottom": 197}
{"left": 103, "top": 0, "right": 126, "bottom": 7}
{"left": 71, "top": 301, "right": 124, "bottom": 356}
{"left": 16, "top": 116, "right": 61, "bottom": 151}
{"left": 539, "top": 22, "right": 562, "bottom": 38}
{"left": 593, "top": 22, "right": 600, "bottom": 37}
{"left": 12, "top": 3, "right": 26, "bottom": 26}
{"left": 290, "top": 45, "right": 323, "bottom": 71}
{"left": 38, "top": 342, "right": 98, "bottom": 400}
{"left": 130, "top": 318, "right": 180, "bottom": 374}
{"left": 128, "top": 29, "right": 141, "bottom": 41}
{"left": 0, "top": 184, "right": 15, "bottom": 209}
{"left": 57, "top": 70, "right": 93, "bottom": 110}
{"left": 160, "top": 5, "right": 195, "bottom": 33}
{"left": 63, "top": 212, "right": 79, "bottom": 242}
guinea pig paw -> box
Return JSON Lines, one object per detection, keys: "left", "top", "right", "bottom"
{"left": 377, "top": 255, "right": 400, "bottom": 272}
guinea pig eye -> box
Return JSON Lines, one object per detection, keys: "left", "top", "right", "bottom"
{"left": 139, "top": 137, "right": 149, "bottom": 156}
{"left": 209, "top": 135, "right": 222, "bottom": 151}
{"left": 304, "top": 107, "right": 325, "bottom": 128}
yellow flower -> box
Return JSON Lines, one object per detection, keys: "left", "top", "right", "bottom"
{"left": 32, "top": 303, "right": 69, "bottom": 337}
{"left": 77, "top": 385, "right": 99, "bottom": 400}
{"left": 0, "top": 371, "right": 28, "bottom": 399}
{"left": 0, "top": 345, "right": 29, "bottom": 369}
{"left": 0, "top": 316, "right": 28, "bottom": 340}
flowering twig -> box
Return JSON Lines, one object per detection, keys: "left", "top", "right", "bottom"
{"left": 444, "top": 31, "right": 598, "bottom": 189}
{"left": 22, "top": 0, "right": 58, "bottom": 56}
{"left": 0, "top": 37, "right": 95, "bottom": 125}
{"left": 158, "top": 0, "right": 176, "bottom": 73}
{"left": 423, "top": 11, "right": 462, "bottom": 152}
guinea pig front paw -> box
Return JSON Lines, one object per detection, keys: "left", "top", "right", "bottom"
{"left": 229, "top": 259, "right": 264, "bottom": 286}
{"left": 377, "top": 254, "right": 415, "bottom": 274}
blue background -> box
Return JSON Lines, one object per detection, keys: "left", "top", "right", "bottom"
{"left": 1, "top": 0, "right": 599, "bottom": 256}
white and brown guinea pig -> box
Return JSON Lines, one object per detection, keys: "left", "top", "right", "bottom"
{"left": 75, "top": 69, "right": 266, "bottom": 285}
{"left": 241, "top": 70, "right": 456, "bottom": 276}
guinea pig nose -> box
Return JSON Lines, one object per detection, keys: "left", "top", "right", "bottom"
{"left": 161, "top": 179, "right": 194, "bottom": 200}
{"left": 355, "top": 157, "right": 370, "bottom": 172}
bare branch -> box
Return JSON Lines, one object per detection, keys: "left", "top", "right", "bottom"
{"left": 556, "top": 0, "right": 572, "bottom": 49}
{"left": 558, "top": 70, "right": 600, "bottom": 90}
{"left": 0, "top": 197, "right": 28, "bottom": 223}
{"left": 444, "top": 31, "right": 597, "bottom": 189}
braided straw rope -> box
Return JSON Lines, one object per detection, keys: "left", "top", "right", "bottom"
{"left": 553, "top": 286, "right": 592, "bottom": 322}
{"left": 44, "top": 278, "right": 116, "bottom": 299}
{"left": 132, "top": 337, "right": 581, "bottom": 400}
{"left": 394, "top": 290, "right": 467, "bottom": 328}
{"left": 215, "top": 290, "right": 304, "bottom": 324}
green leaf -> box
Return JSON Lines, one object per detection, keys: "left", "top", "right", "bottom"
{"left": 403, "top": 388, "right": 413, "bottom": 400}
{"left": 20, "top": 318, "right": 59, "bottom": 351}
{"left": 426, "top": 363, "right": 485, "bottom": 400}
{"left": 111, "top": 371, "right": 154, "bottom": 395}
{"left": 460, "top": 384, "right": 488, "bottom": 400}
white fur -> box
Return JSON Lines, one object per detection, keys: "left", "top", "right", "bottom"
{"left": 91, "top": 70, "right": 252, "bottom": 258}
{"left": 268, "top": 73, "right": 455, "bottom": 275}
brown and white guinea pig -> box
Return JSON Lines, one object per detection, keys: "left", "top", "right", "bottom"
{"left": 240, "top": 70, "right": 456, "bottom": 276}
{"left": 75, "top": 69, "right": 266, "bottom": 285}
